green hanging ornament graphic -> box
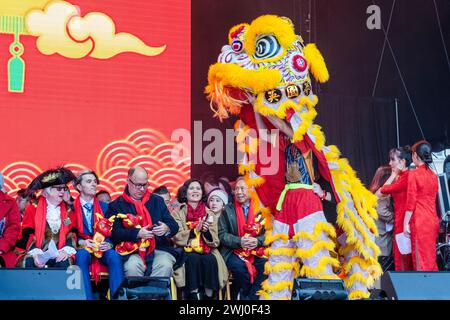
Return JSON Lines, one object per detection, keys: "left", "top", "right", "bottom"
{"left": 9, "top": 40, "right": 25, "bottom": 93}
{"left": 1, "top": 16, "right": 26, "bottom": 93}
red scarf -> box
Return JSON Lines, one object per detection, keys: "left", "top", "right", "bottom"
{"left": 73, "top": 196, "right": 103, "bottom": 240}
{"left": 186, "top": 202, "right": 207, "bottom": 222}
{"left": 121, "top": 190, "right": 156, "bottom": 261}
{"left": 22, "top": 196, "right": 72, "bottom": 249}
{"left": 235, "top": 200, "right": 255, "bottom": 236}
{"left": 122, "top": 190, "right": 153, "bottom": 228}
{"left": 185, "top": 202, "right": 211, "bottom": 254}
{"left": 233, "top": 200, "right": 265, "bottom": 283}
{"left": 73, "top": 196, "right": 105, "bottom": 284}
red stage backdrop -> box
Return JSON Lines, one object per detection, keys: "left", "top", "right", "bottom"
{"left": 0, "top": 0, "right": 191, "bottom": 197}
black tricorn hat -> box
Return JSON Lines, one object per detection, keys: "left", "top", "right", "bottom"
{"left": 26, "top": 167, "right": 76, "bottom": 196}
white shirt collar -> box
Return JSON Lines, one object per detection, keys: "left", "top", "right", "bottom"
{"left": 80, "top": 197, "right": 94, "bottom": 207}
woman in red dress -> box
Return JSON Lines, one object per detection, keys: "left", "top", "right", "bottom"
{"left": 376, "top": 146, "right": 413, "bottom": 271}
{"left": 403, "top": 140, "right": 439, "bottom": 271}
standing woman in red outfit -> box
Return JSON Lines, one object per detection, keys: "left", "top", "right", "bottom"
{"left": 376, "top": 146, "right": 413, "bottom": 271}
{"left": 403, "top": 140, "right": 439, "bottom": 271}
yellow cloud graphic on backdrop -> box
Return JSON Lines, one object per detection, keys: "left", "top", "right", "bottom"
{"left": 26, "top": 0, "right": 166, "bottom": 59}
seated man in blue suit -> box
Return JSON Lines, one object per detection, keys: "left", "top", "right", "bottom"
{"left": 73, "top": 170, "right": 124, "bottom": 300}
{"left": 106, "top": 166, "right": 181, "bottom": 278}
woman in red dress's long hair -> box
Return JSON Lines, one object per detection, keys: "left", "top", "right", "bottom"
{"left": 404, "top": 140, "right": 439, "bottom": 271}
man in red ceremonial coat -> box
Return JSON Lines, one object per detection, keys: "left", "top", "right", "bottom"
{"left": 16, "top": 167, "right": 77, "bottom": 268}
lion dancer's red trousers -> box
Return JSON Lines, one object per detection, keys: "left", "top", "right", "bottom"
{"left": 261, "top": 185, "right": 340, "bottom": 300}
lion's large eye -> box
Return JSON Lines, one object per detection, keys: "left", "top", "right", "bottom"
{"left": 254, "top": 35, "right": 281, "bottom": 59}
{"left": 231, "top": 40, "right": 244, "bottom": 53}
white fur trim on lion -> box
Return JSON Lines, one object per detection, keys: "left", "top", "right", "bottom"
{"left": 292, "top": 211, "right": 328, "bottom": 235}
{"left": 328, "top": 161, "right": 339, "bottom": 170}
{"left": 273, "top": 220, "right": 290, "bottom": 236}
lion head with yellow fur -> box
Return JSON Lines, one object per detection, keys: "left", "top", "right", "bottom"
{"left": 206, "top": 15, "right": 328, "bottom": 128}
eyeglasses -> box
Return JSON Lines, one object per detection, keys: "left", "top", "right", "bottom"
{"left": 128, "top": 179, "right": 148, "bottom": 190}
{"left": 52, "top": 186, "right": 69, "bottom": 192}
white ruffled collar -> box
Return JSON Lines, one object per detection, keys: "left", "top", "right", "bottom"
{"left": 46, "top": 199, "right": 61, "bottom": 234}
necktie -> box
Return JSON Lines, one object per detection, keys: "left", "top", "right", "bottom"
{"left": 243, "top": 205, "right": 249, "bottom": 222}
{"left": 83, "top": 203, "right": 93, "bottom": 233}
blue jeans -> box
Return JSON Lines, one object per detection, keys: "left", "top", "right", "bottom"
{"left": 76, "top": 248, "right": 124, "bottom": 300}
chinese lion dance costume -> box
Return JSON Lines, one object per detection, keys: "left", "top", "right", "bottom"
{"left": 205, "top": 15, "right": 382, "bottom": 300}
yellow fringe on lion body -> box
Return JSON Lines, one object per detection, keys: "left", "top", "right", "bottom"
{"left": 332, "top": 173, "right": 380, "bottom": 259}
{"left": 310, "top": 124, "right": 326, "bottom": 150}
{"left": 257, "top": 290, "right": 290, "bottom": 300}
{"left": 348, "top": 290, "right": 370, "bottom": 300}
{"left": 266, "top": 247, "right": 297, "bottom": 257}
{"left": 317, "top": 130, "right": 380, "bottom": 254}
{"left": 336, "top": 198, "right": 381, "bottom": 261}
{"left": 292, "top": 108, "right": 318, "bottom": 143}
{"left": 237, "top": 137, "right": 259, "bottom": 155}
{"left": 261, "top": 280, "right": 293, "bottom": 293}
{"left": 344, "top": 256, "right": 374, "bottom": 274}
{"left": 265, "top": 261, "right": 300, "bottom": 277}
{"left": 264, "top": 231, "right": 290, "bottom": 245}
{"left": 256, "top": 290, "right": 271, "bottom": 300}
{"left": 333, "top": 160, "right": 379, "bottom": 237}
{"left": 238, "top": 163, "right": 256, "bottom": 175}
{"left": 245, "top": 175, "right": 265, "bottom": 188}
{"left": 261, "top": 207, "right": 273, "bottom": 230}
{"left": 338, "top": 196, "right": 379, "bottom": 253}
{"left": 237, "top": 142, "right": 246, "bottom": 153}
{"left": 324, "top": 145, "right": 341, "bottom": 161}
{"left": 339, "top": 244, "right": 357, "bottom": 256}
{"left": 306, "top": 116, "right": 382, "bottom": 285}
{"left": 295, "top": 240, "right": 336, "bottom": 259}
{"left": 299, "top": 256, "right": 340, "bottom": 278}
{"left": 344, "top": 272, "right": 369, "bottom": 288}
{"left": 236, "top": 126, "right": 249, "bottom": 144}
{"left": 292, "top": 222, "right": 336, "bottom": 242}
